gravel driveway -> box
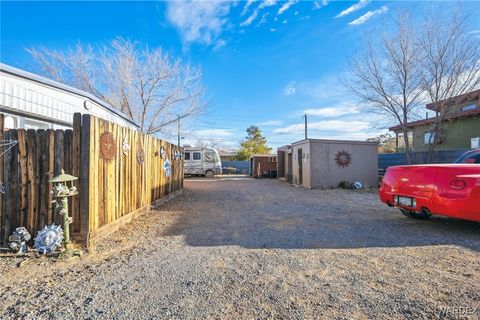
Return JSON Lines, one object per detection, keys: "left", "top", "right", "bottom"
{"left": 1, "top": 177, "right": 479, "bottom": 319}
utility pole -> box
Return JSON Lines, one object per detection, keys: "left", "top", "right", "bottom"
{"left": 177, "top": 115, "right": 181, "bottom": 146}
{"left": 304, "top": 113, "right": 308, "bottom": 140}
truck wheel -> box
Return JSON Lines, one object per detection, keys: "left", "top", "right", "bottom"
{"left": 205, "top": 170, "right": 215, "bottom": 178}
{"left": 399, "top": 208, "right": 431, "bottom": 220}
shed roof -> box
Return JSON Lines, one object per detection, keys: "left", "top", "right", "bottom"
{"left": 249, "top": 154, "right": 277, "bottom": 159}
{"left": 291, "top": 138, "right": 378, "bottom": 146}
{"left": 0, "top": 63, "right": 139, "bottom": 128}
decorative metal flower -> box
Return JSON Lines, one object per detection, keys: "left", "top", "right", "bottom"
{"left": 334, "top": 150, "right": 353, "bottom": 168}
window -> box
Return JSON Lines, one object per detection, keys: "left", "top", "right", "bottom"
{"left": 204, "top": 152, "right": 216, "bottom": 163}
{"left": 424, "top": 132, "right": 435, "bottom": 145}
{"left": 184, "top": 152, "right": 190, "bottom": 160}
{"left": 461, "top": 104, "right": 477, "bottom": 112}
{"left": 193, "top": 152, "right": 201, "bottom": 160}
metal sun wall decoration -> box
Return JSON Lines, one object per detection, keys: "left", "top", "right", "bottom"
{"left": 334, "top": 150, "right": 353, "bottom": 168}
{"left": 100, "top": 132, "right": 116, "bottom": 161}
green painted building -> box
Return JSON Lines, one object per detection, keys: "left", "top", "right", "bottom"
{"left": 390, "top": 90, "right": 480, "bottom": 152}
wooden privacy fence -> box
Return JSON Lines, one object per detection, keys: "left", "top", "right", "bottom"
{"left": 0, "top": 113, "right": 183, "bottom": 246}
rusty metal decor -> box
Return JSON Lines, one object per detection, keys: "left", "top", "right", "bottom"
{"left": 334, "top": 150, "right": 352, "bottom": 168}
{"left": 137, "top": 148, "right": 145, "bottom": 164}
{"left": 100, "top": 132, "right": 116, "bottom": 161}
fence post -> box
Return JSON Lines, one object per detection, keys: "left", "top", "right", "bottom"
{"left": 72, "top": 113, "right": 81, "bottom": 236}
{"left": 0, "top": 114, "right": 3, "bottom": 244}
{"left": 79, "top": 114, "right": 91, "bottom": 244}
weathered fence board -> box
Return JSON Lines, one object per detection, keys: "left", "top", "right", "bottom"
{"left": 1, "top": 113, "right": 183, "bottom": 246}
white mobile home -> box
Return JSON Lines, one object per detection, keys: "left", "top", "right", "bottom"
{"left": 0, "top": 63, "right": 138, "bottom": 130}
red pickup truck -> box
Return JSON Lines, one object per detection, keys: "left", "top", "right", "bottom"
{"left": 379, "top": 149, "right": 480, "bottom": 222}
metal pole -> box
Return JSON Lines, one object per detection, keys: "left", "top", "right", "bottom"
{"left": 61, "top": 196, "right": 72, "bottom": 251}
{"left": 304, "top": 113, "right": 308, "bottom": 140}
{"left": 177, "top": 115, "right": 181, "bottom": 146}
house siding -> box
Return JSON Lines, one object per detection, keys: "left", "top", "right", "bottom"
{"left": 412, "top": 116, "right": 480, "bottom": 151}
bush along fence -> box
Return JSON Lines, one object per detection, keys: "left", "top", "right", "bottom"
{"left": 0, "top": 113, "right": 183, "bottom": 247}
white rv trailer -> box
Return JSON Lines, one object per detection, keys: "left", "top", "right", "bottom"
{"left": 0, "top": 63, "right": 138, "bottom": 130}
{"left": 183, "top": 146, "right": 222, "bottom": 178}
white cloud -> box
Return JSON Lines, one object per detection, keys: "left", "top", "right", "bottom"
{"left": 256, "top": 12, "right": 270, "bottom": 27}
{"left": 259, "top": 0, "right": 278, "bottom": 9}
{"left": 258, "top": 120, "right": 283, "bottom": 126}
{"left": 213, "top": 39, "right": 226, "bottom": 51}
{"left": 195, "top": 129, "right": 235, "bottom": 137}
{"left": 241, "top": 9, "right": 259, "bottom": 26}
{"left": 270, "top": 28, "right": 276, "bottom": 32}
{"left": 313, "top": 0, "right": 329, "bottom": 10}
{"left": 277, "top": 0, "right": 299, "bottom": 15}
{"left": 241, "top": 0, "right": 256, "bottom": 16}
{"left": 166, "top": 1, "right": 232, "bottom": 46}
{"left": 335, "top": 0, "right": 371, "bottom": 18}
{"left": 470, "top": 30, "right": 480, "bottom": 38}
{"left": 283, "top": 81, "right": 297, "bottom": 96}
{"left": 348, "top": 6, "right": 388, "bottom": 26}
{"left": 304, "top": 105, "right": 360, "bottom": 117}
{"left": 273, "top": 120, "right": 370, "bottom": 134}
{"left": 242, "top": 0, "right": 278, "bottom": 27}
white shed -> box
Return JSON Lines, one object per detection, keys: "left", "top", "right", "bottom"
{"left": 0, "top": 63, "right": 138, "bottom": 130}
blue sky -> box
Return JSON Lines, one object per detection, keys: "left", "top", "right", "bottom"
{"left": 1, "top": 1, "right": 479, "bottom": 149}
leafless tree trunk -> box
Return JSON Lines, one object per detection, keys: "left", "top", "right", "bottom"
{"left": 418, "top": 9, "right": 480, "bottom": 162}
{"left": 28, "top": 38, "right": 206, "bottom": 135}
{"left": 346, "top": 12, "right": 424, "bottom": 164}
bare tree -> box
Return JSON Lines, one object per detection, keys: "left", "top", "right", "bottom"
{"left": 346, "top": 12, "right": 424, "bottom": 164}
{"left": 28, "top": 38, "right": 206, "bottom": 135}
{"left": 418, "top": 9, "right": 480, "bottom": 161}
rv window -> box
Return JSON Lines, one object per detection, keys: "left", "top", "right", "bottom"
{"left": 204, "top": 152, "right": 216, "bottom": 162}
{"left": 193, "top": 152, "right": 201, "bottom": 160}
{"left": 184, "top": 152, "right": 190, "bottom": 160}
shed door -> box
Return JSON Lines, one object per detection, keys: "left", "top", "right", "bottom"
{"left": 287, "top": 153, "right": 293, "bottom": 182}
{"left": 298, "top": 148, "right": 303, "bottom": 185}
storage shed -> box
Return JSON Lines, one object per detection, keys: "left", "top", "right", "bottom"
{"left": 277, "top": 145, "right": 293, "bottom": 183}
{"left": 278, "top": 139, "right": 378, "bottom": 189}
{"left": 249, "top": 155, "right": 277, "bottom": 178}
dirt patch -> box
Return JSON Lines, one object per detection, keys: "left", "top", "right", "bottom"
{"left": 1, "top": 177, "right": 479, "bottom": 319}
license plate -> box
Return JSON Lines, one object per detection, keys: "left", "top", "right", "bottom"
{"left": 398, "top": 196, "right": 413, "bottom": 207}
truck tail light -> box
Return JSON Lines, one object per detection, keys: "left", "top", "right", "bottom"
{"left": 449, "top": 179, "right": 466, "bottom": 190}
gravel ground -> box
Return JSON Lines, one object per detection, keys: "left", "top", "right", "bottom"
{"left": 1, "top": 176, "right": 479, "bottom": 319}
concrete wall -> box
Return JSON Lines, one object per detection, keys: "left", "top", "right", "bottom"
{"left": 292, "top": 139, "right": 378, "bottom": 189}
